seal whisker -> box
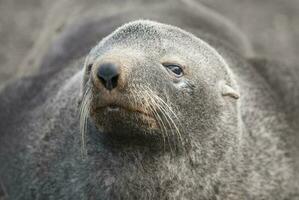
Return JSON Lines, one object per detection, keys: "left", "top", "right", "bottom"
{"left": 152, "top": 94, "right": 185, "bottom": 151}
{"left": 131, "top": 85, "right": 139, "bottom": 109}
{"left": 79, "top": 81, "right": 92, "bottom": 105}
{"left": 139, "top": 90, "right": 154, "bottom": 136}
{"left": 151, "top": 94, "right": 179, "bottom": 152}
{"left": 130, "top": 85, "right": 140, "bottom": 120}
{"left": 132, "top": 85, "right": 153, "bottom": 136}
{"left": 144, "top": 85, "right": 185, "bottom": 152}
{"left": 79, "top": 86, "right": 91, "bottom": 157}
{"left": 141, "top": 87, "right": 168, "bottom": 152}
{"left": 136, "top": 86, "right": 162, "bottom": 130}
{"left": 79, "top": 106, "right": 88, "bottom": 155}
{"left": 141, "top": 86, "right": 175, "bottom": 154}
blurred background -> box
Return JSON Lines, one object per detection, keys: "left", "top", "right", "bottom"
{"left": 0, "top": 0, "right": 298, "bottom": 87}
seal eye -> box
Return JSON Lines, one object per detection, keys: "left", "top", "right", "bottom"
{"left": 163, "top": 64, "right": 184, "bottom": 77}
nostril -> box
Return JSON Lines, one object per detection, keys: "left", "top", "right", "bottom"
{"left": 111, "top": 75, "right": 119, "bottom": 88}
{"left": 98, "top": 76, "right": 107, "bottom": 88}
{"left": 96, "top": 63, "right": 120, "bottom": 91}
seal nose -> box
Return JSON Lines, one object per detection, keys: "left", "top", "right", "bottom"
{"left": 96, "top": 63, "right": 120, "bottom": 91}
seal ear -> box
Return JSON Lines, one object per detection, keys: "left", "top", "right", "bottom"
{"left": 220, "top": 81, "right": 240, "bottom": 100}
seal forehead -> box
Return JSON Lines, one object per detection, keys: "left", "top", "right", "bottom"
{"left": 109, "top": 21, "right": 219, "bottom": 56}
{"left": 90, "top": 20, "right": 163, "bottom": 57}
{"left": 90, "top": 20, "right": 205, "bottom": 56}
{"left": 110, "top": 20, "right": 162, "bottom": 42}
{"left": 90, "top": 20, "right": 230, "bottom": 78}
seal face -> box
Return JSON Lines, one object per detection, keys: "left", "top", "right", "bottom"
{"left": 80, "top": 20, "right": 240, "bottom": 152}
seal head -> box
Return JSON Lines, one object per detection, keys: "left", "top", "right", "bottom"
{"left": 80, "top": 20, "right": 240, "bottom": 152}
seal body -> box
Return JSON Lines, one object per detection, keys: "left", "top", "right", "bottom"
{"left": 0, "top": 1, "right": 298, "bottom": 199}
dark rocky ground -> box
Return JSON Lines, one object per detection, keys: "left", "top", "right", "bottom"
{"left": 0, "top": 0, "right": 298, "bottom": 86}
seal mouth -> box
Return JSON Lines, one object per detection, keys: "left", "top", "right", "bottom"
{"left": 106, "top": 104, "right": 120, "bottom": 112}
{"left": 95, "top": 103, "right": 155, "bottom": 119}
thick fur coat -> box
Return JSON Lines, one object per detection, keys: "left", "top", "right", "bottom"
{"left": 0, "top": 0, "right": 298, "bottom": 199}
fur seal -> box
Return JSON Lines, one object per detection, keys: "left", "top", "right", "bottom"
{"left": 0, "top": 1, "right": 298, "bottom": 199}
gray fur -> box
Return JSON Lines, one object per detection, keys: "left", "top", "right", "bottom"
{"left": 0, "top": 1, "right": 298, "bottom": 200}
